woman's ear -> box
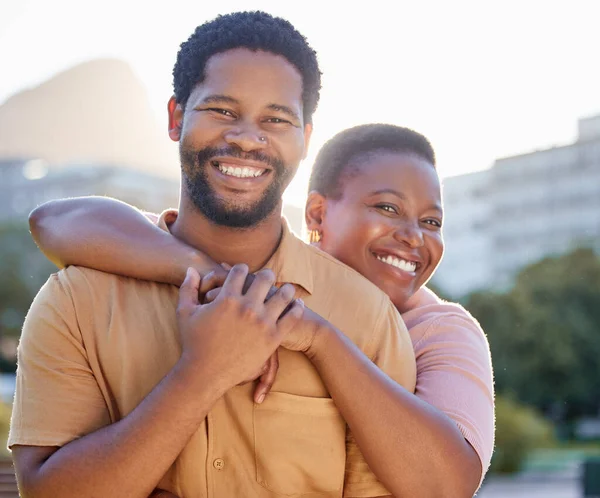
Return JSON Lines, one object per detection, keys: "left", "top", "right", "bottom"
{"left": 305, "top": 190, "right": 327, "bottom": 243}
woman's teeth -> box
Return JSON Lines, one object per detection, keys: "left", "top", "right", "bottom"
{"left": 376, "top": 254, "right": 417, "bottom": 272}
{"left": 215, "top": 162, "right": 266, "bottom": 178}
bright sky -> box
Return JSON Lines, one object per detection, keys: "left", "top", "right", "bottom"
{"left": 1, "top": 0, "right": 599, "bottom": 206}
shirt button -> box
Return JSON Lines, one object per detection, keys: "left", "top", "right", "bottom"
{"left": 213, "top": 458, "right": 225, "bottom": 470}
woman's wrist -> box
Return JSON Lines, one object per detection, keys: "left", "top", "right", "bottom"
{"left": 303, "top": 312, "right": 337, "bottom": 364}
{"left": 181, "top": 249, "right": 218, "bottom": 285}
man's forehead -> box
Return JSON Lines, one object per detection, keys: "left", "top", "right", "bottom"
{"left": 193, "top": 49, "right": 303, "bottom": 104}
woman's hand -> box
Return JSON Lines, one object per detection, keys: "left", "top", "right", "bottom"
{"left": 199, "top": 266, "right": 314, "bottom": 403}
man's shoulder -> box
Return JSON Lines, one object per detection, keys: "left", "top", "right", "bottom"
{"left": 54, "top": 265, "right": 131, "bottom": 291}
{"left": 50, "top": 266, "right": 176, "bottom": 305}
{"left": 293, "top": 242, "right": 396, "bottom": 331}
{"left": 304, "top": 243, "right": 391, "bottom": 303}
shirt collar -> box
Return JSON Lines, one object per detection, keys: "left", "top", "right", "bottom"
{"left": 264, "top": 217, "right": 314, "bottom": 295}
{"left": 157, "top": 210, "right": 314, "bottom": 295}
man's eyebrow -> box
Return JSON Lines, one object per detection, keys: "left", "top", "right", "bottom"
{"left": 266, "top": 103, "right": 300, "bottom": 122}
{"left": 371, "top": 188, "right": 443, "bottom": 213}
{"left": 200, "top": 94, "right": 239, "bottom": 105}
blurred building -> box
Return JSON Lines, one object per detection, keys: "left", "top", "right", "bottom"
{"left": 0, "top": 159, "right": 180, "bottom": 223}
{"left": 0, "top": 159, "right": 304, "bottom": 234}
{"left": 434, "top": 170, "right": 493, "bottom": 297}
{"left": 434, "top": 114, "right": 600, "bottom": 297}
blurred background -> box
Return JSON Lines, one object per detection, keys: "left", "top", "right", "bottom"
{"left": 1, "top": 1, "right": 599, "bottom": 496}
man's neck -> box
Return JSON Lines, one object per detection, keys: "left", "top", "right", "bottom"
{"left": 170, "top": 198, "right": 284, "bottom": 273}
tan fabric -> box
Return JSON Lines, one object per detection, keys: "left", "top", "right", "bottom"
{"left": 10, "top": 211, "right": 415, "bottom": 498}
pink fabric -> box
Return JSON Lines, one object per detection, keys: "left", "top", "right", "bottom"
{"left": 402, "top": 287, "right": 495, "bottom": 483}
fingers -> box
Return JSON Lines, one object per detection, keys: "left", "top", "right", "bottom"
{"left": 254, "top": 351, "right": 279, "bottom": 404}
{"left": 178, "top": 268, "right": 201, "bottom": 311}
{"left": 204, "top": 287, "right": 221, "bottom": 304}
{"left": 220, "top": 263, "right": 249, "bottom": 296}
{"left": 200, "top": 264, "right": 247, "bottom": 300}
{"left": 264, "top": 283, "right": 297, "bottom": 320}
{"left": 244, "top": 269, "right": 276, "bottom": 304}
{"left": 199, "top": 266, "right": 228, "bottom": 296}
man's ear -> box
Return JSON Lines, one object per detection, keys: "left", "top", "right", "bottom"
{"left": 305, "top": 190, "right": 327, "bottom": 233}
{"left": 168, "top": 96, "right": 183, "bottom": 142}
{"left": 302, "top": 123, "right": 313, "bottom": 160}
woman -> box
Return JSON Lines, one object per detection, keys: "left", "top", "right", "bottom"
{"left": 30, "top": 124, "right": 494, "bottom": 496}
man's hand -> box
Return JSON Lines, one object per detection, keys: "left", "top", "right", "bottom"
{"left": 176, "top": 265, "right": 303, "bottom": 395}
{"left": 200, "top": 266, "right": 280, "bottom": 403}
{"left": 199, "top": 267, "right": 323, "bottom": 398}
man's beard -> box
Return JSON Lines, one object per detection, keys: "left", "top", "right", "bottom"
{"left": 180, "top": 144, "right": 291, "bottom": 229}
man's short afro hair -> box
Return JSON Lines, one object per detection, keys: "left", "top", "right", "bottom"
{"left": 173, "top": 11, "right": 321, "bottom": 123}
{"left": 308, "top": 123, "right": 436, "bottom": 199}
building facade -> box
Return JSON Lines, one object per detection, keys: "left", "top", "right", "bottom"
{"left": 433, "top": 114, "right": 600, "bottom": 297}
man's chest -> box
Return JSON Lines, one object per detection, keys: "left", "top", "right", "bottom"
{"left": 80, "top": 289, "right": 348, "bottom": 497}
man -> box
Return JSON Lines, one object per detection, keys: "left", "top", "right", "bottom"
{"left": 10, "top": 12, "right": 415, "bottom": 497}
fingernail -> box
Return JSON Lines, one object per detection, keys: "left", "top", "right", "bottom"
{"left": 257, "top": 394, "right": 265, "bottom": 404}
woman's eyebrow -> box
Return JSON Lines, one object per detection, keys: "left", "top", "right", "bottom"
{"left": 369, "top": 188, "right": 407, "bottom": 200}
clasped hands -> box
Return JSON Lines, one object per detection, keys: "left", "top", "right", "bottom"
{"left": 176, "top": 263, "right": 321, "bottom": 404}
{"left": 154, "top": 265, "right": 325, "bottom": 498}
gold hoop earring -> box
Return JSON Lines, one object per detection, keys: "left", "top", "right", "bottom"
{"left": 309, "top": 230, "right": 321, "bottom": 244}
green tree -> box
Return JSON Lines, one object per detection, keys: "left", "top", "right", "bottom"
{"left": 466, "top": 248, "right": 600, "bottom": 422}
{"left": 0, "top": 222, "right": 55, "bottom": 372}
{"left": 491, "top": 395, "right": 556, "bottom": 473}
{"left": 0, "top": 402, "right": 11, "bottom": 456}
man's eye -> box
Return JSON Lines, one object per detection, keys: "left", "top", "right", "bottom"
{"left": 209, "top": 108, "right": 235, "bottom": 117}
{"left": 376, "top": 204, "right": 398, "bottom": 214}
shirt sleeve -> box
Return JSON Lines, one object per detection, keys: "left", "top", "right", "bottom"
{"left": 8, "top": 272, "right": 111, "bottom": 448}
{"left": 413, "top": 312, "right": 495, "bottom": 486}
{"left": 343, "top": 299, "right": 416, "bottom": 497}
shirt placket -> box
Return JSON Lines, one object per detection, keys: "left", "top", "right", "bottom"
{"left": 205, "top": 397, "right": 227, "bottom": 498}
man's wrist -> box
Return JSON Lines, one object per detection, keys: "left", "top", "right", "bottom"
{"left": 172, "top": 355, "right": 229, "bottom": 403}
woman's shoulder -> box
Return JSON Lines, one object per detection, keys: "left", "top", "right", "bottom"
{"left": 403, "top": 287, "right": 487, "bottom": 349}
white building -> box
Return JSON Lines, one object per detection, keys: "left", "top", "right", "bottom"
{"left": 433, "top": 114, "right": 600, "bottom": 297}
{"left": 433, "top": 170, "right": 493, "bottom": 297}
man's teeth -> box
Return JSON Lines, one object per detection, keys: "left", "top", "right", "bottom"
{"left": 376, "top": 254, "right": 417, "bottom": 272}
{"left": 216, "top": 163, "right": 265, "bottom": 178}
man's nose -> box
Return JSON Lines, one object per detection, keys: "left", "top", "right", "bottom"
{"left": 224, "top": 122, "right": 268, "bottom": 152}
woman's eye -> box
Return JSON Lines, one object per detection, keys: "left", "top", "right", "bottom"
{"left": 423, "top": 219, "right": 442, "bottom": 228}
{"left": 266, "top": 117, "right": 290, "bottom": 124}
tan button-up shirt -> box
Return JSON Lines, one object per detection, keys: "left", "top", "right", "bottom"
{"left": 10, "top": 213, "right": 416, "bottom": 497}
